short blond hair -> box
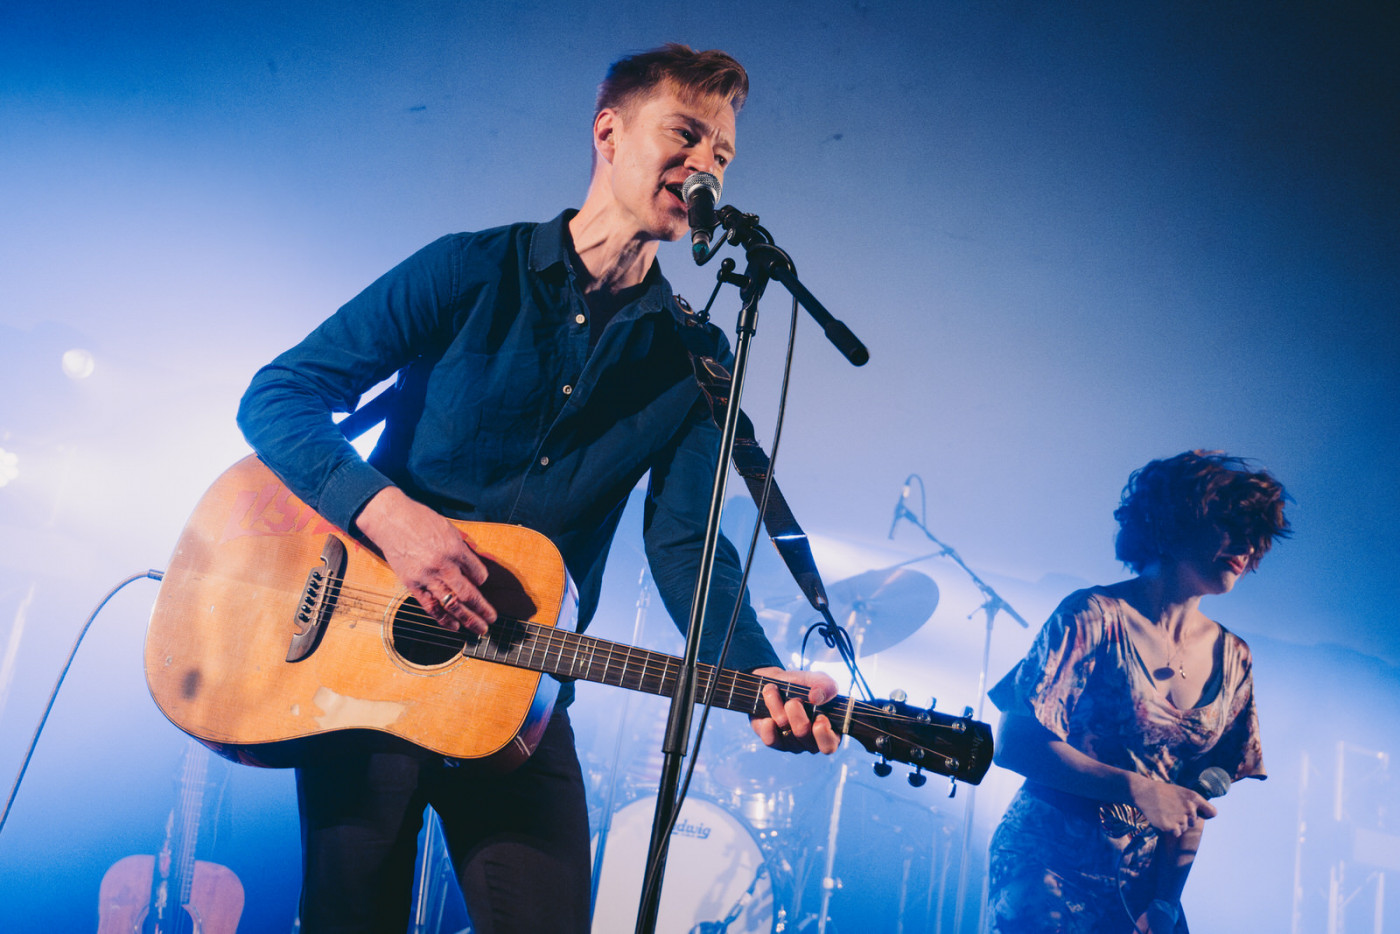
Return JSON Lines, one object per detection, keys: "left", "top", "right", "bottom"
{"left": 596, "top": 43, "right": 748, "bottom": 117}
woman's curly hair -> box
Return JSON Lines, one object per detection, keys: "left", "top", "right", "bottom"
{"left": 1113, "top": 450, "right": 1291, "bottom": 574}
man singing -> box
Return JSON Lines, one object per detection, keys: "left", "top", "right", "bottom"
{"left": 237, "top": 43, "right": 839, "bottom": 933}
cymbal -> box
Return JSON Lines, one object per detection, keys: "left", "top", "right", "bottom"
{"left": 762, "top": 566, "right": 939, "bottom": 660}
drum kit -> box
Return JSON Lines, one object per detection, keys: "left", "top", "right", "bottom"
{"left": 587, "top": 563, "right": 950, "bottom": 934}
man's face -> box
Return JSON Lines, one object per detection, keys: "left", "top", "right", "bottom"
{"left": 598, "top": 85, "right": 737, "bottom": 241}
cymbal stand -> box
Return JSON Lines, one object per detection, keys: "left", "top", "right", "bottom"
{"left": 590, "top": 568, "right": 653, "bottom": 924}
{"left": 890, "top": 480, "right": 1028, "bottom": 933}
{"left": 816, "top": 759, "right": 852, "bottom": 934}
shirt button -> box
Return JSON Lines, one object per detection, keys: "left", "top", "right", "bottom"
{"left": 562, "top": 384, "right": 573, "bottom": 395}
{"left": 575, "top": 313, "right": 586, "bottom": 325}
{"left": 539, "top": 455, "right": 550, "bottom": 467}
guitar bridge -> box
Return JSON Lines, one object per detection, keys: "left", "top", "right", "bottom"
{"left": 287, "top": 535, "right": 347, "bottom": 662}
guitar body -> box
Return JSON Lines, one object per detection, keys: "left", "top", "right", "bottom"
{"left": 145, "top": 456, "right": 576, "bottom": 769}
{"left": 97, "top": 855, "right": 244, "bottom": 934}
{"left": 147, "top": 456, "right": 992, "bottom": 784}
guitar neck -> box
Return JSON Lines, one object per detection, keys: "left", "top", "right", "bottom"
{"left": 173, "top": 745, "right": 208, "bottom": 908}
{"left": 466, "top": 616, "right": 815, "bottom": 719}
{"left": 455, "top": 614, "right": 991, "bottom": 783}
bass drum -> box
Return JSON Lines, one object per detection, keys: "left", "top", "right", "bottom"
{"left": 591, "top": 795, "right": 776, "bottom": 934}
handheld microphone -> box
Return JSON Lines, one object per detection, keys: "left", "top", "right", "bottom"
{"left": 1099, "top": 766, "right": 1232, "bottom": 837}
{"left": 887, "top": 482, "right": 911, "bottom": 539}
{"left": 681, "top": 172, "right": 721, "bottom": 263}
{"left": 1193, "top": 766, "right": 1232, "bottom": 800}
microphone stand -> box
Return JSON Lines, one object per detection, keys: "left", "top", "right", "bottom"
{"left": 891, "top": 500, "right": 1028, "bottom": 934}
{"left": 635, "top": 209, "right": 866, "bottom": 934}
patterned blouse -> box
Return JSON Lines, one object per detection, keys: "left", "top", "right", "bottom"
{"left": 985, "top": 587, "right": 1265, "bottom": 933}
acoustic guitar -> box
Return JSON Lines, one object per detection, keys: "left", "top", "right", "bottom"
{"left": 97, "top": 741, "right": 244, "bottom": 934}
{"left": 144, "top": 456, "right": 992, "bottom": 783}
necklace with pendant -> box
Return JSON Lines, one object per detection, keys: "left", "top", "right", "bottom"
{"left": 1153, "top": 642, "right": 1186, "bottom": 680}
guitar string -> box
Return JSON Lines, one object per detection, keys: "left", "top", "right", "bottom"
{"left": 302, "top": 582, "right": 969, "bottom": 764}
{"left": 334, "top": 586, "right": 949, "bottom": 734}
{"left": 323, "top": 581, "right": 736, "bottom": 698}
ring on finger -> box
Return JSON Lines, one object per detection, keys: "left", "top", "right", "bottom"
{"left": 441, "top": 593, "right": 457, "bottom": 609}
{"left": 779, "top": 726, "right": 794, "bottom": 739}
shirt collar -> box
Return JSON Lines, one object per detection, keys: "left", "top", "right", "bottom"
{"left": 528, "top": 209, "right": 576, "bottom": 279}
{"left": 528, "top": 210, "right": 677, "bottom": 322}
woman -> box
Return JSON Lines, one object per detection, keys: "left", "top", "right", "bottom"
{"left": 986, "top": 451, "right": 1290, "bottom": 933}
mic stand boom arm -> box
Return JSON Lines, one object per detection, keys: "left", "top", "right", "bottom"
{"left": 713, "top": 206, "right": 869, "bottom": 368}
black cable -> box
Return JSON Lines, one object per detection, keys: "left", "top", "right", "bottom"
{"left": 1113, "top": 820, "right": 1156, "bottom": 932}
{"left": 0, "top": 569, "right": 164, "bottom": 836}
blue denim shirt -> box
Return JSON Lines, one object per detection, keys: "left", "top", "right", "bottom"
{"left": 237, "top": 211, "right": 781, "bottom": 704}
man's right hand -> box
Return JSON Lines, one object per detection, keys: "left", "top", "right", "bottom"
{"left": 353, "top": 486, "right": 496, "bottom": 635}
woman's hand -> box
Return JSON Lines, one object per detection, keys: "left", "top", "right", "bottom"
{"left": 1130, "top": 772, "right": 1217, "bottom": 836}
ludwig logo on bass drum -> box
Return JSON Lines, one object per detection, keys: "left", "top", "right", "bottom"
{"left": 672, "top": 817, "right": 712, "bottom": 840}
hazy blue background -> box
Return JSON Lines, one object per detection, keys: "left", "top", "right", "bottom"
{"left": 2, "top": 2, "right": 1396, "bottom": 931}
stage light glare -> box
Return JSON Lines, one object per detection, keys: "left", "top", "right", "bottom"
{"left": 0, "top": 447, "right": 17, "bottom": 487}
{"left": 61, "top": 348, "right": 95, "bottom": 380}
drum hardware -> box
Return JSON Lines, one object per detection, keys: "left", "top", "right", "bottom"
{"left": 761, "top": 566, "right": 940, "bottom": 663}
{"left": 592, "top": 795, "right": 779, "bottom": 934}
{"left": 814, "top": 760, "right": 851, "bottom": 934}
{"left": 589, "top": 568, "right": 655, "bottom": 926}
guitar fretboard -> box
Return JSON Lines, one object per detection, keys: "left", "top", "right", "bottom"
{"left": 462, "top": 615, "right": 826, "bottom": 720}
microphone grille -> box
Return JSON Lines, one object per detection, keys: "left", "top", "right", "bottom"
{"left": 681, "top": 172, "right": 721, "bottom": 201}
{"left": 1195, "top": 766, "right": 1232, "bottom": 799}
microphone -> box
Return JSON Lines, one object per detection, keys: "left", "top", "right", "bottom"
{"left": 682, "top": 172, "right": 721, "bottom": 263}
{"left": 1194, "top": 766, "right": 1232, "bottom": 800}
{"left": 1099, "top": 767, "right": 1232, "bottom": 837}
{"left": 887, "top": 482, "right": 911, "bottom": 539}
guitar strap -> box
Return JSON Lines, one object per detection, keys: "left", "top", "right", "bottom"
{"left": 336, "top": 299, "right": 831, "bottom": 617}
{"left": 674, "top": 298, "right": 831, "bottom": 617}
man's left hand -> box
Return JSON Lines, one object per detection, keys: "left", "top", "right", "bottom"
{"left": 748, "top": 666, "right": 841, "bottom": 754}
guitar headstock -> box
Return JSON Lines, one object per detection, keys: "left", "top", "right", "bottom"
{"left": 823, "top": 695, "right": 995, "bottom": 786}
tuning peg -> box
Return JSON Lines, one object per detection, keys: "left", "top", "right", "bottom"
{"left": 962, "top": 705, "right": 974, "bottom": 718}
{"left": 948, "top": 777, "right": 959, "bottom": 799}
{"left": 873, "top": 757, "right": 892, "bottom": 778}
{"left": 889, "top": 688, "right": 907, "bottom": 703}
{"left": 928, "top": 697, "right": 938, "bottom": 710}
{"left": 908, "top": 766, "right": 927, "bottom": 788}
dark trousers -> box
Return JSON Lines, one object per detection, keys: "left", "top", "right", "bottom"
{"left": 295, "top": 710, "right": 592, "bottom": 934}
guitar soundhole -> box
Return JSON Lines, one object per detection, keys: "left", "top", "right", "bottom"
{"left": 389, "top": 598, "right": 467, "bottom": 667}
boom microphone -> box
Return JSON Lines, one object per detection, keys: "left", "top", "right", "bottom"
{"left": 888, "top": 482, "right": 911, "bottom": 539}
{"left": 682, "top": 172, "right": 721, "bottom": 263}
